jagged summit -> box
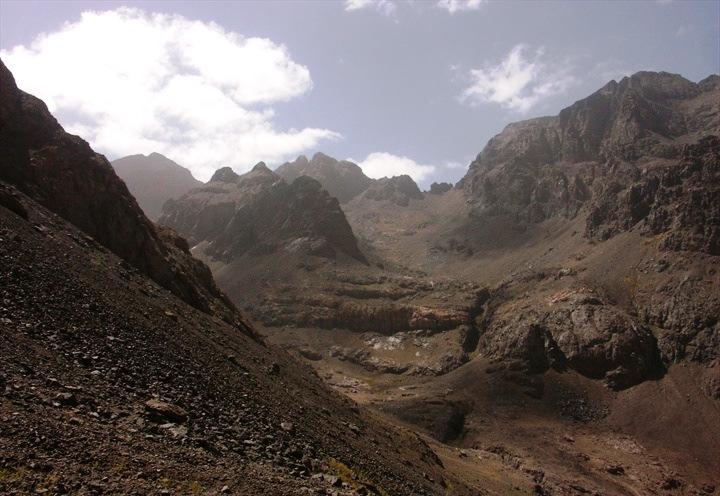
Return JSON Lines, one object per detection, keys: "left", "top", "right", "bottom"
{"left": 276, "top": 152, "right": 373, "bottom": 203}
{"left": 251, "top": 161, "right": 270, "bottom": 172}
{"left": 160, "top": 163, "right": 366, "bottom": 264}
{"left": 428, "top": 182, "right": 453, "bottom": 195}
{"left": 209, "top": 166, "right": 240, "bottom": 183}
{"left": 363, "top": 174, "right": 423, "bottom": 206}
{"left": 458, "top": 70, "right": 720, "bottom": 227}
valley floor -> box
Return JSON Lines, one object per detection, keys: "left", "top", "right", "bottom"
{"left": 262, "top": 325, "right": 720, "bottom": 495}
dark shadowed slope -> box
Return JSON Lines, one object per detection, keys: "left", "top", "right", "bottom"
{"left": 112, "top": 153, "right": 202, "bottom": 220}
{"left": 160, "top": 162, "right": 367, "bottom": 264}
{"left": 0, "top": 59, "right": 240, "bottom": 325}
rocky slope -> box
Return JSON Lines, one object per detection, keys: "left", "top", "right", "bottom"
{"left": 0, "top": 58, "right": 481, "bottom": 495}
{"left": 0, "top": 59, "right": 239, "bottom": 325}
{"left": 160, "top": 163, "right": 367, "bottom": 264}
{"left": 276, "top": 153, "right": 373, "bottom": 203}
{"left": 112, "top": 152, "right": 202, "bottom": 220}
{"left": 0, "top": 182, "right": 469, "bottom": 495}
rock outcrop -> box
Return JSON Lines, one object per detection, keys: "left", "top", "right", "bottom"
{"left": 428, "top": 182, "right": 453, "bottom": 195}
{"left": 276, "top": 153, "right": 373, "bottom": 203}
{"left": 0, "top": 59, "right": 242, "bottom": 326}
{"left": 159, "top": 162, "right": 367, "bottom": 263}
{"left": 363, "top": 175, "right": 424, "bottom": 206}
{"left": 480, "top": 289, "right": 662, "bottom": 390}
{"left": 111, "top": 153, "right": 202, "bottom": 220}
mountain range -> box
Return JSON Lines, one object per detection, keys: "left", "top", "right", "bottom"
{"left": 2, "top": 55, "right": 719, "bottom": 495}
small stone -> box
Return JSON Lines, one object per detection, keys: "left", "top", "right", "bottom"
{"left": 280, "top": 421, "right": 294, "bottom": 432}
{"left": 220, "top": 485, "right": 230, "bottom": 493}
{"left": 324, "top": 475, "right": 341, "bottom": 487}
{"left": 55, "top": 392, "right": 78, "bottom": 406}
{"left": 606, "top": 465, "right": 625, "bottom": 476}
{"left": 169, "top": 425, "right": 188, "bottom": 438}
{"left": 144, "top": 399, "right": 188, "bottom": 423}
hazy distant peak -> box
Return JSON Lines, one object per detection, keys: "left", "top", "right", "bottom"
{"left": 311, "top": 151, "right": 334, "bottom": 162}
{"left": 210, "top": 166, "right": 240, "bottom": 183}
{"left": 111, "top": 152, "right": 202, "bottom": 219}
{"left": 276, "top": 151, "right": 373, "bottom": 203}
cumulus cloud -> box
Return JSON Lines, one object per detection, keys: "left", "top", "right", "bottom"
{"left": 460, "top": 44, "right": 577, "bottom": 113}
{"left": 351, "top": 152, "right": 435, "bottom": 182}
{"left": 344, "top": 0, "right": 397, "bottom": 16}
{"left": 437, "top": 0, "right": 484, "bottom": 14}
{"left": 1, "top": 8, "right": 340, "bottom": 181}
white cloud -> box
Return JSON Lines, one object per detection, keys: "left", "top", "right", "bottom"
{"left": 437, "top": 0, "right": 484, "bottom": 14}
{"left": 460, "top": 44, "right": 577, "bottom": 113}
{"left": 351, "top": 152, "right": 435, "bottom": 182}
{"left": 443, "top": 160, "right": 467, "bottom": 170}
{"left": 1, "top": 8, "right": 340, "bottom": 181}
{"left": 344, "top": 0, "right": 397, "bottom": 16}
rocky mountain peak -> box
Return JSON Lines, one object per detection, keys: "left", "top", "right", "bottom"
{"left": 210, "top": 166, "right": 240, "bottom": 183}
{"left": 363, "top": 174, "right": 423, "bottom": 206}
{"left": 429, "top": 182, "right": 453, "bottom": 195}
{"left": 311, "top": 151, "right": 334, "bottom": 163}
{"left": 458, "top": 70, "right": 719, "bottom": 228}
{"left": 159, "top": 162, "right": 366, "bottom": 264}
{"left": 252, "top": 161, "right": 270, "bottom": 172}
{"left": 276, "top": 152, "right": 373, "bottom": 203}
{"left": 699, "top": 74, "right": 720, "bottom": 91}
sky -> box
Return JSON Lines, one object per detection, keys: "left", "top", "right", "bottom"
{"left": 1, "top": 0, "right": 718, "bottom": 187}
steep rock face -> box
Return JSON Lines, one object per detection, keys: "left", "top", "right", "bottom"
{"left": 276, "top": 152, "right": 373, "bottom": 203}
{"left": 0, "top": 59, "right": 241, "bottom": 326}
{"left": 458, "top": 71, "right": 719, "bottom": 231}
{"left": 586, "top": 136, "right": 720, "bottom": 255}
{"left": 363, "top": 175, "right": 424, "bottom": 207}
{"left": 111, "top": 153, "right": 202, "bottom": 220}
{"left": 159, "top": 163, "right": 367, "bottom": 263}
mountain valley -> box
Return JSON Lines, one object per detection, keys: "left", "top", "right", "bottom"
{"left": 2, "top": 55, "right": 719, "bottom": 496}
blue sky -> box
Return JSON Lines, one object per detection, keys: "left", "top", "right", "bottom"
{"left": 1, "top": 0, "right": 718, "bottom": 186}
